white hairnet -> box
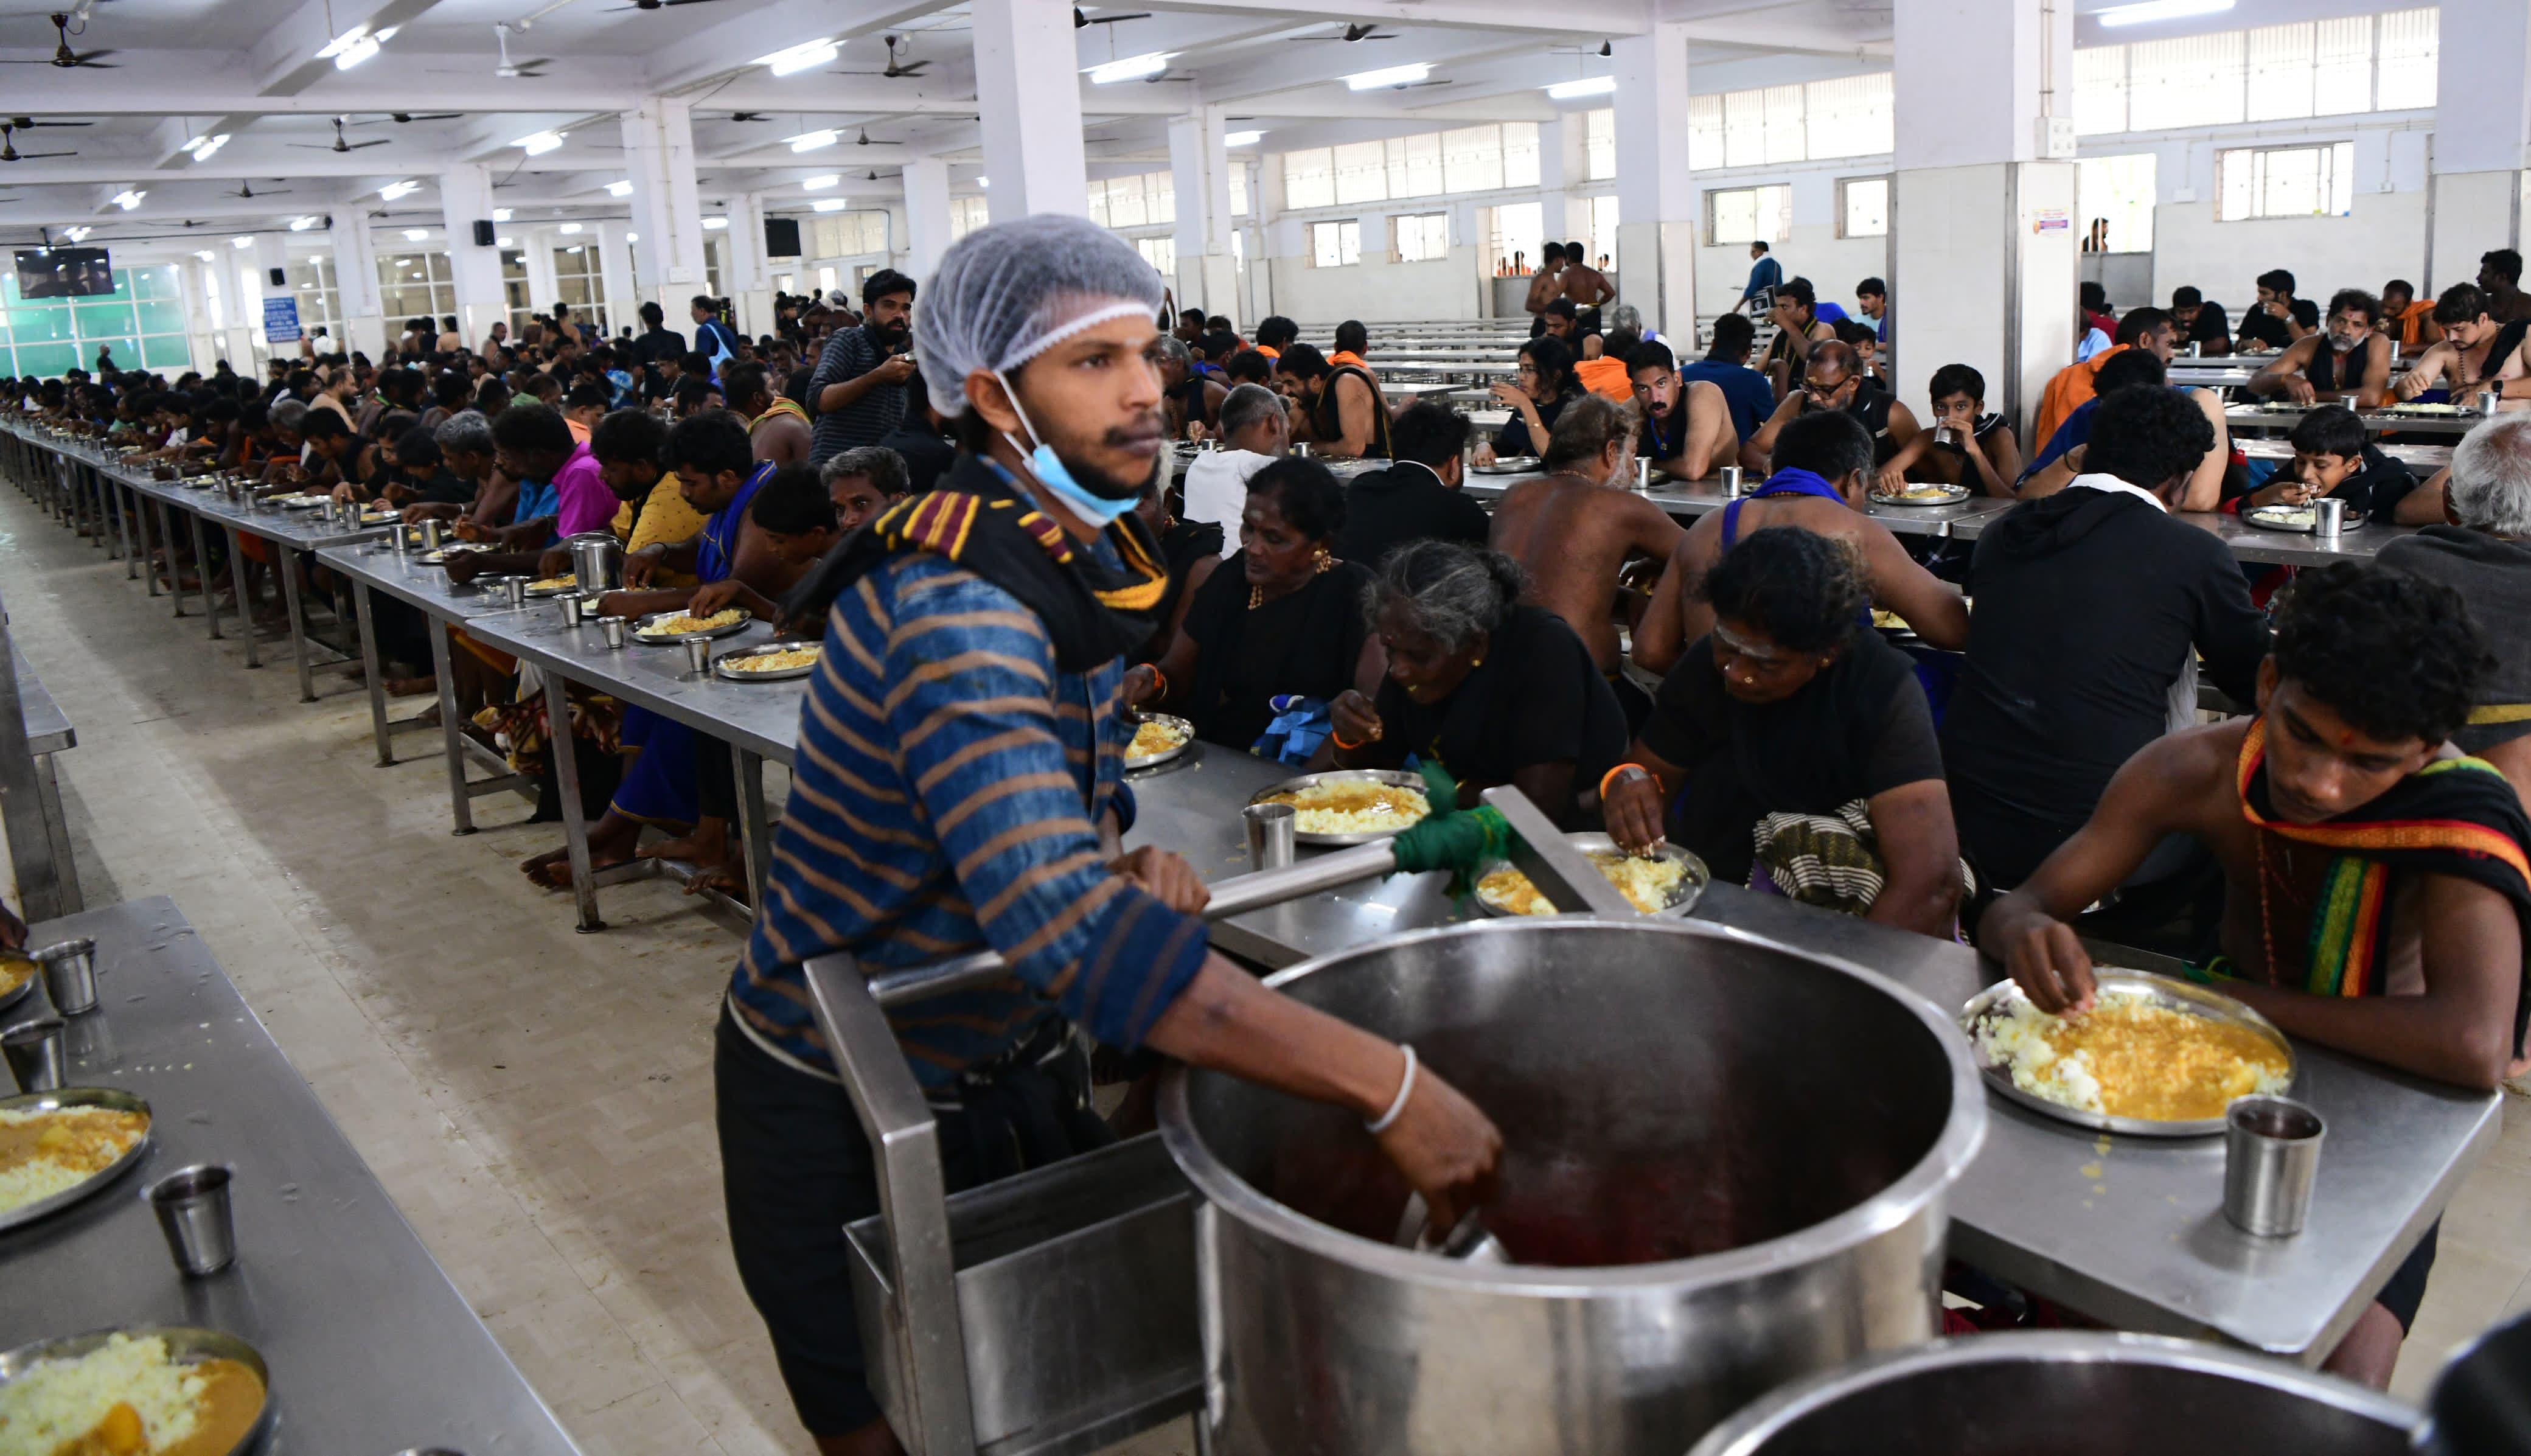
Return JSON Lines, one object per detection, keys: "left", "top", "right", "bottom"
{"left": 916, "top": 212, "right": 1166, "bottom": 419}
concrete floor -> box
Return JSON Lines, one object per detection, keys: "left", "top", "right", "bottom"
{"left": 1, "top": 481, "right": 2525, "bottom": 1452}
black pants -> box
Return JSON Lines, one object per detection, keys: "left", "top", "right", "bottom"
{"left": 713, "top": 1004, "right": 1110, "bottom": 1437}
{"left": 696, "top": 736, "right": 736, "bottom": 821}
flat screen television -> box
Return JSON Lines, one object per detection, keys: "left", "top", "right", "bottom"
{"left": 15, "top": 246, "right": 114, "bottom": 299}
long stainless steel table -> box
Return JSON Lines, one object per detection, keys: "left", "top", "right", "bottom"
{"left": 2227, "top": 404, "right": 2489, "bottom": 438}
{"left": 314, "top": 540, "right": 540, "bottom": 834}
{"left": 12, "top": 643, "right": 81, "bottom": 916}
{"left": 1461, "top": 473, "right": 2019, "bottom": 540}
{"left": 464, "top": 607, "right": 806, "bottom": 931}
{"left": 1119, "top": 747, "right": 2500, "bottom": 1366}
{"left": 0, "top": 897, "right": 583, "bottom": 1456}
{"left": 103, "top": 462, "right": 389, "bottom": 699}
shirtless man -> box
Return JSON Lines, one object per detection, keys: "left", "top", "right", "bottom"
{"left": 1746, "top": 339, "right": 1920, "bottom": 475}
{"left": 1634, "top": 409, "right": 1966, "bottom": 677}
{"left": 2395, "top": 284, "right": 2526, "bottom": 404}
{"left": 1522, "top": 242, "right": 1568, "bottom": 331}
{"left": 1557, "top": 240, "right": 1616, "bottom": 338}
{"left": 1983, "top": 562, "right": 2531, "bottom": 1388}
{"left": 2247, "top": 289, "right": 2395, "bottom": 408}
{"left": 724, "top": 361, "right": 812, "bottom": 467}
{"left": 1488, "top": 394, "right": 1683, "bottom": 720}
{"left": 1626, "top": 341, "right": 1739, "bottom": 481}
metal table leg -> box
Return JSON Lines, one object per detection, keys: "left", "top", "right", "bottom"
{"left": 191, "top": 512, "right": 222, "bottom": 640}
{"left": 138, "top": 490, "right": 160, "bottom": 597}
{"left": 225, "top": 525, "right": 258, "bottom": 664}
{"left": 733, "top": 743, "right": 771, "bottom": 912}
{"left": 354, "top": 580, "right": 393, "bottom": 764}
{"left": 278, "top": 545, "right": 315, "bottom": 700}
{"left": 115, "top": 482, "right": 136, "bottom": 572}
{"left": 430, "top": 625, "right": 478, "bottom": 834}
{"left": 32, "top": 752, "right": 82, "bottom": 916}
{"left": 544, "top": 673, "right": 605, "bottom": 932}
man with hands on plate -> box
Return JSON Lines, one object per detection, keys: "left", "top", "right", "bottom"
{"left": 1980, "top": 562, "right": 2531, "bottom": 1387}
{"left": 2246, "top": 290, "right": 2395, "bottom": 408}
{"left": 596, "top": 410, "right": 785, "bottom": 624}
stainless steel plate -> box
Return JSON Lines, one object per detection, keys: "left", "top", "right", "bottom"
{"left": 1958, "top": 969, "right": 2297, "bottom": 1138}
{"left": 2241, "top": 503, "right": 2364, "bottom": 534}
{"left": 634, "top": 607, "right": 754, "bottom": 644}
{"left": 0, "top": 1087, "right": 155, "bottom": 1234}
{"left": 1871, "top": 483, "right": 1972, "bottom": 507}
{"left": 357, "top": 510, "right": 401, "bottom": 526}
{"left": 1471, "top": 457, "right": 1540, "bottom": 476}
{"left": 523, "top": 577, "right": 580, "bottom": 599}
{"left": 1248, "top": 768, "right": 1432, "bottom": 846}
{"left": 416, "top": 544, "right": 493, "bottom": 566}
{"left": 0, "top": 1325, "right": 270, "bottom": 1456}
{"left": 278, "top": 494, "right": 329, "bottom": 510}
{"left": 714, "top": 640, "right": 823, "bottom": 681}
{"left": 1124, "top": 713, "right": 1196, "bottom": 772}
{"left": 0, "top": 954, "right": 35, "bottom": 1013}
{"left": 1472, "top": 833, "right": 1710, "bottom": 919}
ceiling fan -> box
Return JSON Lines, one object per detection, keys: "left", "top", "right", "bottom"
{"left": 1293, "top": 23, "right": 1396, "bottom": 40}
{"left": 8, "top": 115, "right": 89, "bottom": 127}
{"left": 727, "top": 111, "right": 773, "bottom": 122}
{"left": 290, "top": 116, "right": 389, "bottom": 152}
{"left": 0, "top": 12, "right": 114, "bottom": 67}
{"left": 0, "top": 123, "right": 74, "bottom": 160}
{"left": 604, "top": 0, "right": 731, "bottom": 12}
{"left": 225, "top": 179, "right": 293, "bottom": 198}
{"left": 350, "top": 111, "right": 461, "bottom": 124}
{"left": 832, "top": 34, "right": 928, "bottom": 78}
{"left": 494, "top": 23, "right": 549, "bottom": 78}
{"left": 1073, "top": 7, "right": 1149, "bottom": 25}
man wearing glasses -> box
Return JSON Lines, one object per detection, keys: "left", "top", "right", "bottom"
{"left": 1746, "top": 338, "right": 1920, "bottom": 474}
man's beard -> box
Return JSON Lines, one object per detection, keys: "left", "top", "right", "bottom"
{"left": 1054, "top": 417, "right": 1165, "bottom": 501}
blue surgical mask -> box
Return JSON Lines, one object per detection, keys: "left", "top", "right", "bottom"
{"left": 994, "top": 371, "right": 1140, "bottom": 528}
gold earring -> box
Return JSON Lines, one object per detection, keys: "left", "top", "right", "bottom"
{"left": 1312, "top": 546, "right": 1333, "bottom": 573}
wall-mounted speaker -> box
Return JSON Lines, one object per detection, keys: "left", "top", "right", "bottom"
{"left": 473, "top": 219, "right": 496, "bottom": 246}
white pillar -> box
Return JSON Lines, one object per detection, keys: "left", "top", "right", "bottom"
{"left": 437, "top": 164, "right": 507, "bottom": 348}
{"left": 901, "top": 154, "right": 955, "bottom": 281}
{"left": 1610, "top": 24, "right": 1696, "bottom": 343}
{"left": 621, "top": 98, "right": 712, "bottom": 313}
{"left": 970, "top": 0, "right": 1088, "bottom": 218}
{"left": 725, "top": 193, "right": 773, "bottom": 336}
{"left": 594, "top": 221, "right": 636, "bottom": 335}
{"left": 1891, "top": 0, "right": 2075, "bottom": 437}
{"left": 328, "top": 214, "right": 388, "bottom": 358}
{"left": 523, "top": 228, "right": 562, "bottom": 321}
{"left": 1168, "top": 107, "right": 1240, "bottom": 325}
{"left": 2428, "top": 0, "right": 2530, "bottom": 293}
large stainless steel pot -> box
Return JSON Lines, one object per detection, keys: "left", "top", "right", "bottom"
{"left": 566, "top": 531, "right": 622, "bottom": 594}
{"left": 1687, "top": 1331, "right": 2416, "bottom": 1455}
{"left": 1158, "top": 919, "right": 1988, "bottom": 1455}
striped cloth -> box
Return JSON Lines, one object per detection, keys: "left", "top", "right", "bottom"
{"left": 726, "top": 540, "right": 1209, "bottom": 1090}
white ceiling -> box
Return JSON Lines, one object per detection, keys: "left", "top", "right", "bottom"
{"left": 0, "top": 0, "right": 1913, "bottom": 247}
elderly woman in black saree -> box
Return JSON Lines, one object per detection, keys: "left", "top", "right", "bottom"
{"left": 1326, "top": 540, "right": 1627, "bottom": 829}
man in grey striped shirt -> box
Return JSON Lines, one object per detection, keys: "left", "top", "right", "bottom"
{"left": 807, "top": 268, "right": 917, "bottom": 465}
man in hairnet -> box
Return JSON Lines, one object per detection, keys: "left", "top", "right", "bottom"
{"left": 714, "top": 214, "right": 1503, "bottom": 1456}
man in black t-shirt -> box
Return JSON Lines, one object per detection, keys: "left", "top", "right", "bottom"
{"left": 1339, "top": 403, "right": 1489, "bottom": 568}
{"left": 630, "top": 300, "right": 686, "bottom": 373}
{"left": 2235, "top": 268, "right": 2320, "bottom": 352}
{"left": 2170, "top": 285, "right": 2232, "bottom": 354}
{"left": 1941, "top": 384, "right": 2269, "bottom": 916}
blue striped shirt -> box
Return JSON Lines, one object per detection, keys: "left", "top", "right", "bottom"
{"left": 728, "top": 543, "right": 1210, "bottom": 1087}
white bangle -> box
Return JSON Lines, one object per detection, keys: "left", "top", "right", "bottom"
{"left": 1365, "top": 1044, "right": 1417, "bottom": 1135}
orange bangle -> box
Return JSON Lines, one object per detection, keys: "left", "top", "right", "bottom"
{"left": 1143, "top": 667, "right": 1168, "bottom": 699}
{"left": 1599, "top": 762, "right": 1649, "bottom": 800}
{"left": 1331, "top": 730, "right": 1368, "bottom": 752}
